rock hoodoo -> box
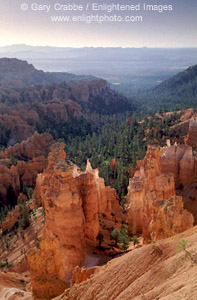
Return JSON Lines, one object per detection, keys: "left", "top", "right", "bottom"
{"left": 0, "top": 132, "right": 54, "bottom": 208}
{"left": 28, "top": 143, "right": 122, "bottom": 299}
{"left": 127, "top": 137, "right": 196, "bottom": 243}
{"left": 185, "top": 116, "right": 197, "bottom": 149}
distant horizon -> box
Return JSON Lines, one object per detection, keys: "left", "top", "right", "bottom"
{"left": 1, "top": 44, "right": 197, "bottom": 50}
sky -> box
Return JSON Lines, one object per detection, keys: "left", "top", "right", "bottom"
{"left": 0, "top": 0, "right": 197, "bottom": 48}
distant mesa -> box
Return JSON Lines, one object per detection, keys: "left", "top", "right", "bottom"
{"left": 0, "top": 57, "right": 97, "bottom": 88}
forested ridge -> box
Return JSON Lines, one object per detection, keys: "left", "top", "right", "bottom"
{"left": 132, "top": 65, "right": 197, "bottom": 115}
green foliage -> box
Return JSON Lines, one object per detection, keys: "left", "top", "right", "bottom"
{"left": 132, "top": 235, "right": 140, "bottom": 246}
{"left": 120, "top": 224, "right": 130, "bottom": 250}
{"left": 18, "top": 201, "right": 31, "bottom": 230}
{"left": 0, "top": 259, "right": 11, "bottom": 269}
{"left": 22, "top": 183, "right": 34, "bottom": 200}
{"left": 35, "top": 238, "right": 40, "bottom": 248}
{"left": 5, "top": 239, "right": 10, "bottom": 250}
{"left": 27, "top": 188, "right": 34, "bottom": 200}
{"left": 0, "top": 123, "right": 10, "bottom": 147}
{"left": 111, "top": 224, "right": 130, "bottom": 251}
{"left": 0, "top": 206, "right": 15, "bottom": 223}
{"left": 42, "top": 208, "right": 46, "bottom": 224}
{"left": 177, "top": 239, "right": 188, "bottom": 252}
{"left": 10, "top": 156, "right": 18, "bottom": 166}
{"left": 0, "top": 207, "right": 6, "bottom": 223}
{"left": 135, "top": 66, "right": 197, "bottom": 114}
{"left": 66, "top": 112, "right": 178, "bottom": 202}
{"left": 111, "top": 228, "right": 121, "bottom": 246}
{"left": 176, "top": 239, "right": 197, "bottom": 264}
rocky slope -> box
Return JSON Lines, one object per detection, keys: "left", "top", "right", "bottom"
{"left": 0, "top": 272, "right": 33, "bottom": 300}
{"left": 0, "top": 205, "right": 44, "bottom": 300}
{"left": 53, "top": 226, "right": 197, "bottom": 300}
{"left": 27, "top": 143, "right": 123, "bottom": 299}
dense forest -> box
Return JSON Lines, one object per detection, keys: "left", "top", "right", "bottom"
{"left": 65, "top": 111, "right": 182, "bottom": 204}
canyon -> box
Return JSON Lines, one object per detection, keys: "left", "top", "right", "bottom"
{"left": 0, "top": 112, "right": 197, "bottom": 300}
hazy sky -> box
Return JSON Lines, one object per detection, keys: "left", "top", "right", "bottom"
{"left": 0, "top": 0, "right": 197, "bottom": 47}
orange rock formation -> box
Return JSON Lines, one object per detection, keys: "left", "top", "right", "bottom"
{"left": 185, "top": 116, "right": 197, "bottom": 149}
{"left": 28, "top": 143, "right": 122, "bottom": 299}
{"left": 0, "top": 132, "right": 53, "bottom": 207}
{"left": 71, "top": 266, "right": 99, "bottom": 285}
{"left": 0, "top": 131, "right": 53, "bottom": 160}
{"left": 127, "top": 140, "right": 196, "bottom": 243}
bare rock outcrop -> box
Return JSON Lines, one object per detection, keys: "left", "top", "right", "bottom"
{"left": 69, "top": 79, "right": 107, "bottom": 102}
{"left": 0, "top": 132, "right": 53, "bottom": 208}
{"left": 0, "top": 131, "right": 53, "bottom": 160}
{"left": 127, "top": 143, "right": 195, "bottom": 243}
{"left": 71, "top": 266, "right": 99, "bottom": 285}
{"left": 28, "top": 143, "right": 122, "bottom": 299}
{"left": 185, "top": 116, "right": 197, "bottom": 149}
{"left": 0, "top": 164, "right": 20, "bottom": 207}
{"left": 0, "top": 272, "right": 33, "bottom": 300}
{"left": 0, "top": 114, "right": 33, "bottom": 144}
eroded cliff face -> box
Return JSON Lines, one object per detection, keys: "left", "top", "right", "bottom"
{"left": 0, "top": 132, "right": 53, "bottom": 209}
{"left": 127, "top": 139, "right": 196, "bottom": 243}
{"left": 185, "top": 116, "right": 197, "bottom": 150}
{"left": 0, "top": 131, "right": 53, "bottom": 160}
{"left": 28, "top": 143, "right": 122, "bottom": 299}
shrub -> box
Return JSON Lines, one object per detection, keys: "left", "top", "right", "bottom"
{"left": 10, "top": 156, "right": 18, "bottom": 166}
{"left": 18, "top": 201, "right": 31, "bottom": 230}
{"left": 177, "top": 239, "right": 197, "bottom": 264}
{"left": 111, "top": 224, "right": 130, "bottom": 251}
{"left": 120, "top": 224, "right": 130, "bottom": 250}
{"left": 96, "top": 231, "right": 104, "bottom": 246}
{"left": 111, "top": 228, "right": 121, "bottom": 246}
{"left": 132, "top": 235, "right": 140, "bottom": 246}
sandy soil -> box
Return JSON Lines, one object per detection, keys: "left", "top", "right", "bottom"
{"left": 0, "top": 272, "right": 33, "bottom": 300}
{"left": 54, "top": 226, "right": 197, "bottom": 300}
